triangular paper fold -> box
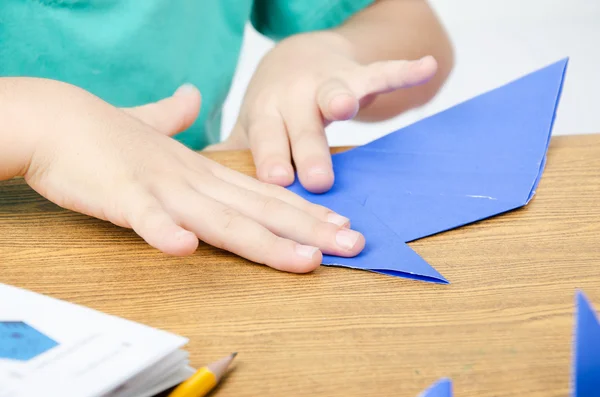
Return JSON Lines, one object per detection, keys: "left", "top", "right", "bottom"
{"left": 414, "top": 291, "right": 600, "bottom": 396}
{"left": 293, "top": 194, "right": 448, "bottom": 283}
{"left": 573, "top": 290, "right": 600, "bottom": 396}
{"left": 418, "top": 378, "right": 453, "bottom": 397}
{"left": 288, "top": 58, "right": 568, "bottom": 283}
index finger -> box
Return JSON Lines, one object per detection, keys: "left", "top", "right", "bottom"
{"left": 355, "top": 56, "right": 438, "bottom": 98}
{"left": 280, "top": 100, "right": 334, "bottom": 194}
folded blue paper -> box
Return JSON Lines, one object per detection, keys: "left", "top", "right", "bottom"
{"left": 573, "top": 290, "right": 600, "bottom": 396}
{"left": 288, "top": 58, "right": 568, "bottom": 283}
{"left": 418, "top": 378, "right": 452, "bottom": 397}
{"left": 417, "top": 290, "right": 600, "bottom": 396}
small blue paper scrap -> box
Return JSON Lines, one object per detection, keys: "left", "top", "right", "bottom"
{"left": 289, "top": 58, "right": 569, "bottom": 283}
{"left": 573, "top": 291, "right": 600, "bottom": 397}
{"left": 0, "top": 321, "right": 58, "bottom": 361}
{"left": 418, "top": 378, "right": 452, "bottom": 397}
{"left": 414, "top": 291, "right": 600, "bottom": 396}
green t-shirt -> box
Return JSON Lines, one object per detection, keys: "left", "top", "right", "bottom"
{"left": 0, "top": 0, "right": 373, "bottom": 149}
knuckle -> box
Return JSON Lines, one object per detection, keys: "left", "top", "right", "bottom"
{"left": 363, "top": 62, "right": 393, "bottom": 88}
{"left": 290, "top": 127, "right": 320, "bottom": 147}
{"left": 244, "top": 99, "right": 279, "bottom": 123}
{"left": 311, "top": 203, "right": 332, "bottom": 219}
{"left": 220, "top": 207, "right": 243, "bottom": 233}
{"left": 366, "top": 72, "right": 387, "bottom": 92}
{"left": 193, "top": 172, "right": 214, "bottom": 188}
{"left": 137, "top": 207, "right": 169, "bottom": 234}
{"left": 258, "top": 196, "right": 284, "bottom": 215}
{"left": 261, "top": 236, "right": 288, "bottom": 267}
{"left": 123, "top": 196, "right": 161, "bottom": 230}
{"left": 311, "top": 220, "right": 332, "bottom": 241}
{"left": 263, "top": 182, "right": 288, "bottom": 198}
{"left": 143, "top": 176, "right": 189, "bottom": 203}
{"left": 288, "top": 76, "right": 316, "bottom": 93}
{"left": 246, "top": 115, "right": 283, "bottom": 137}
{"left": 319, "top": 77, "right": 347, "bottom": 96}
{"left": 213, "top": 207, "right": 245, "bottom": 252}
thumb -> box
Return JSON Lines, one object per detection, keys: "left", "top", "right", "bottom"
{"left": 123, "top": 84, "right": 201, "bottom": 136}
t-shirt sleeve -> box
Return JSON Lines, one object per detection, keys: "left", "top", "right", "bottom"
{"left": 251, "top": 0, "right": 374, "bottom": 41}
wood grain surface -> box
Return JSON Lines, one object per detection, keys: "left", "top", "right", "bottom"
{"left": 1, "top": 134, "right": 600, "bottom": 397}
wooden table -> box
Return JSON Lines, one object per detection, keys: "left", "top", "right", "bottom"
{"left": 1, "top": 134, "right": 600, "bottom": 396}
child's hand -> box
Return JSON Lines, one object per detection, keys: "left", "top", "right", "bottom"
{"left": 206, "top": 31, "right": 437, "bottom": 193}
{"left": 3, "top": 78, "right": 365, "bottom": 273}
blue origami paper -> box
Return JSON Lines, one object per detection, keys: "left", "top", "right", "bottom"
{"left": 418, "top": 378, "right": 453, "bottom": 397}
{"left": 288, "top": 58, "right": 568, "bottom": 283}
{"left": 415, "top": 291, "right": 600, "bottom": 396}
{"left": 573, "top": 291, "right": 600, "bottom": 397}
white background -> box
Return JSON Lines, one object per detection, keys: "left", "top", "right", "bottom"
{"left": 222, "top": 0, "right": 600, "bottom": 146}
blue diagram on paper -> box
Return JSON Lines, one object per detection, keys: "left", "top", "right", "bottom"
{"left": 0, "top": 321, "right": 58, "bottom": 361}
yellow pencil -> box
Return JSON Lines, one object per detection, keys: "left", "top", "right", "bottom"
{"left": 168, "top": 352, "right": 237, "bottom": 397}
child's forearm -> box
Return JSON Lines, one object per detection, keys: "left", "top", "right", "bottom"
{"left": 0, "top": 78, "right": 39, "bottom": 181}
{"left": 335, "top": 0, "right": 454, "bottom": 121}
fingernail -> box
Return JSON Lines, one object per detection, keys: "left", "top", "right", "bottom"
{"left": 295, "top": 244, "right": 319, "bottom": 259}
{"left": 327, "top": 213, "right": 350, "bottom": 227}
{"left": 418, "top": 55, "right": 433, "bottom": 65}
{"left": 268, "top": 165, "right": 289, "bottom": 179}
{"left": 309, "top": 167, "right": 328, "bottom": 176}
{"left": 175, "top": 229, "right": 192, "bottom": 239}
{"left": 336, "top": 229, "right": 360, "bottom": 250}
{"left": 174, "top": 83, "right": 197, "bottom": 97}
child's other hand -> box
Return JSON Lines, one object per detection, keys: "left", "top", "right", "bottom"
{"left": 12, "top": 79, "right": 365, "bottom": 272}
{"left": 206, "top": 32, "right": 437, "bottom": 193}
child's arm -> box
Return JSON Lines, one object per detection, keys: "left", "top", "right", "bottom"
{"left": 0, "top": 79, "right": 39, "bottom": 181}
{"left": 0, "top": 77, "right": 364, "bottom": 270}
{"left": 209, "top": 0, "right": 452, "bottom": 194}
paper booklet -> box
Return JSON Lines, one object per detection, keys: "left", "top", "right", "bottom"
{"left": 0, "top": 283, "right": 194, "bottom": 397}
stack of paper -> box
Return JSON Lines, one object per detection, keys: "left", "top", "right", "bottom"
{"left": 0, "top": 283, "right": 194, "bottom": 397}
